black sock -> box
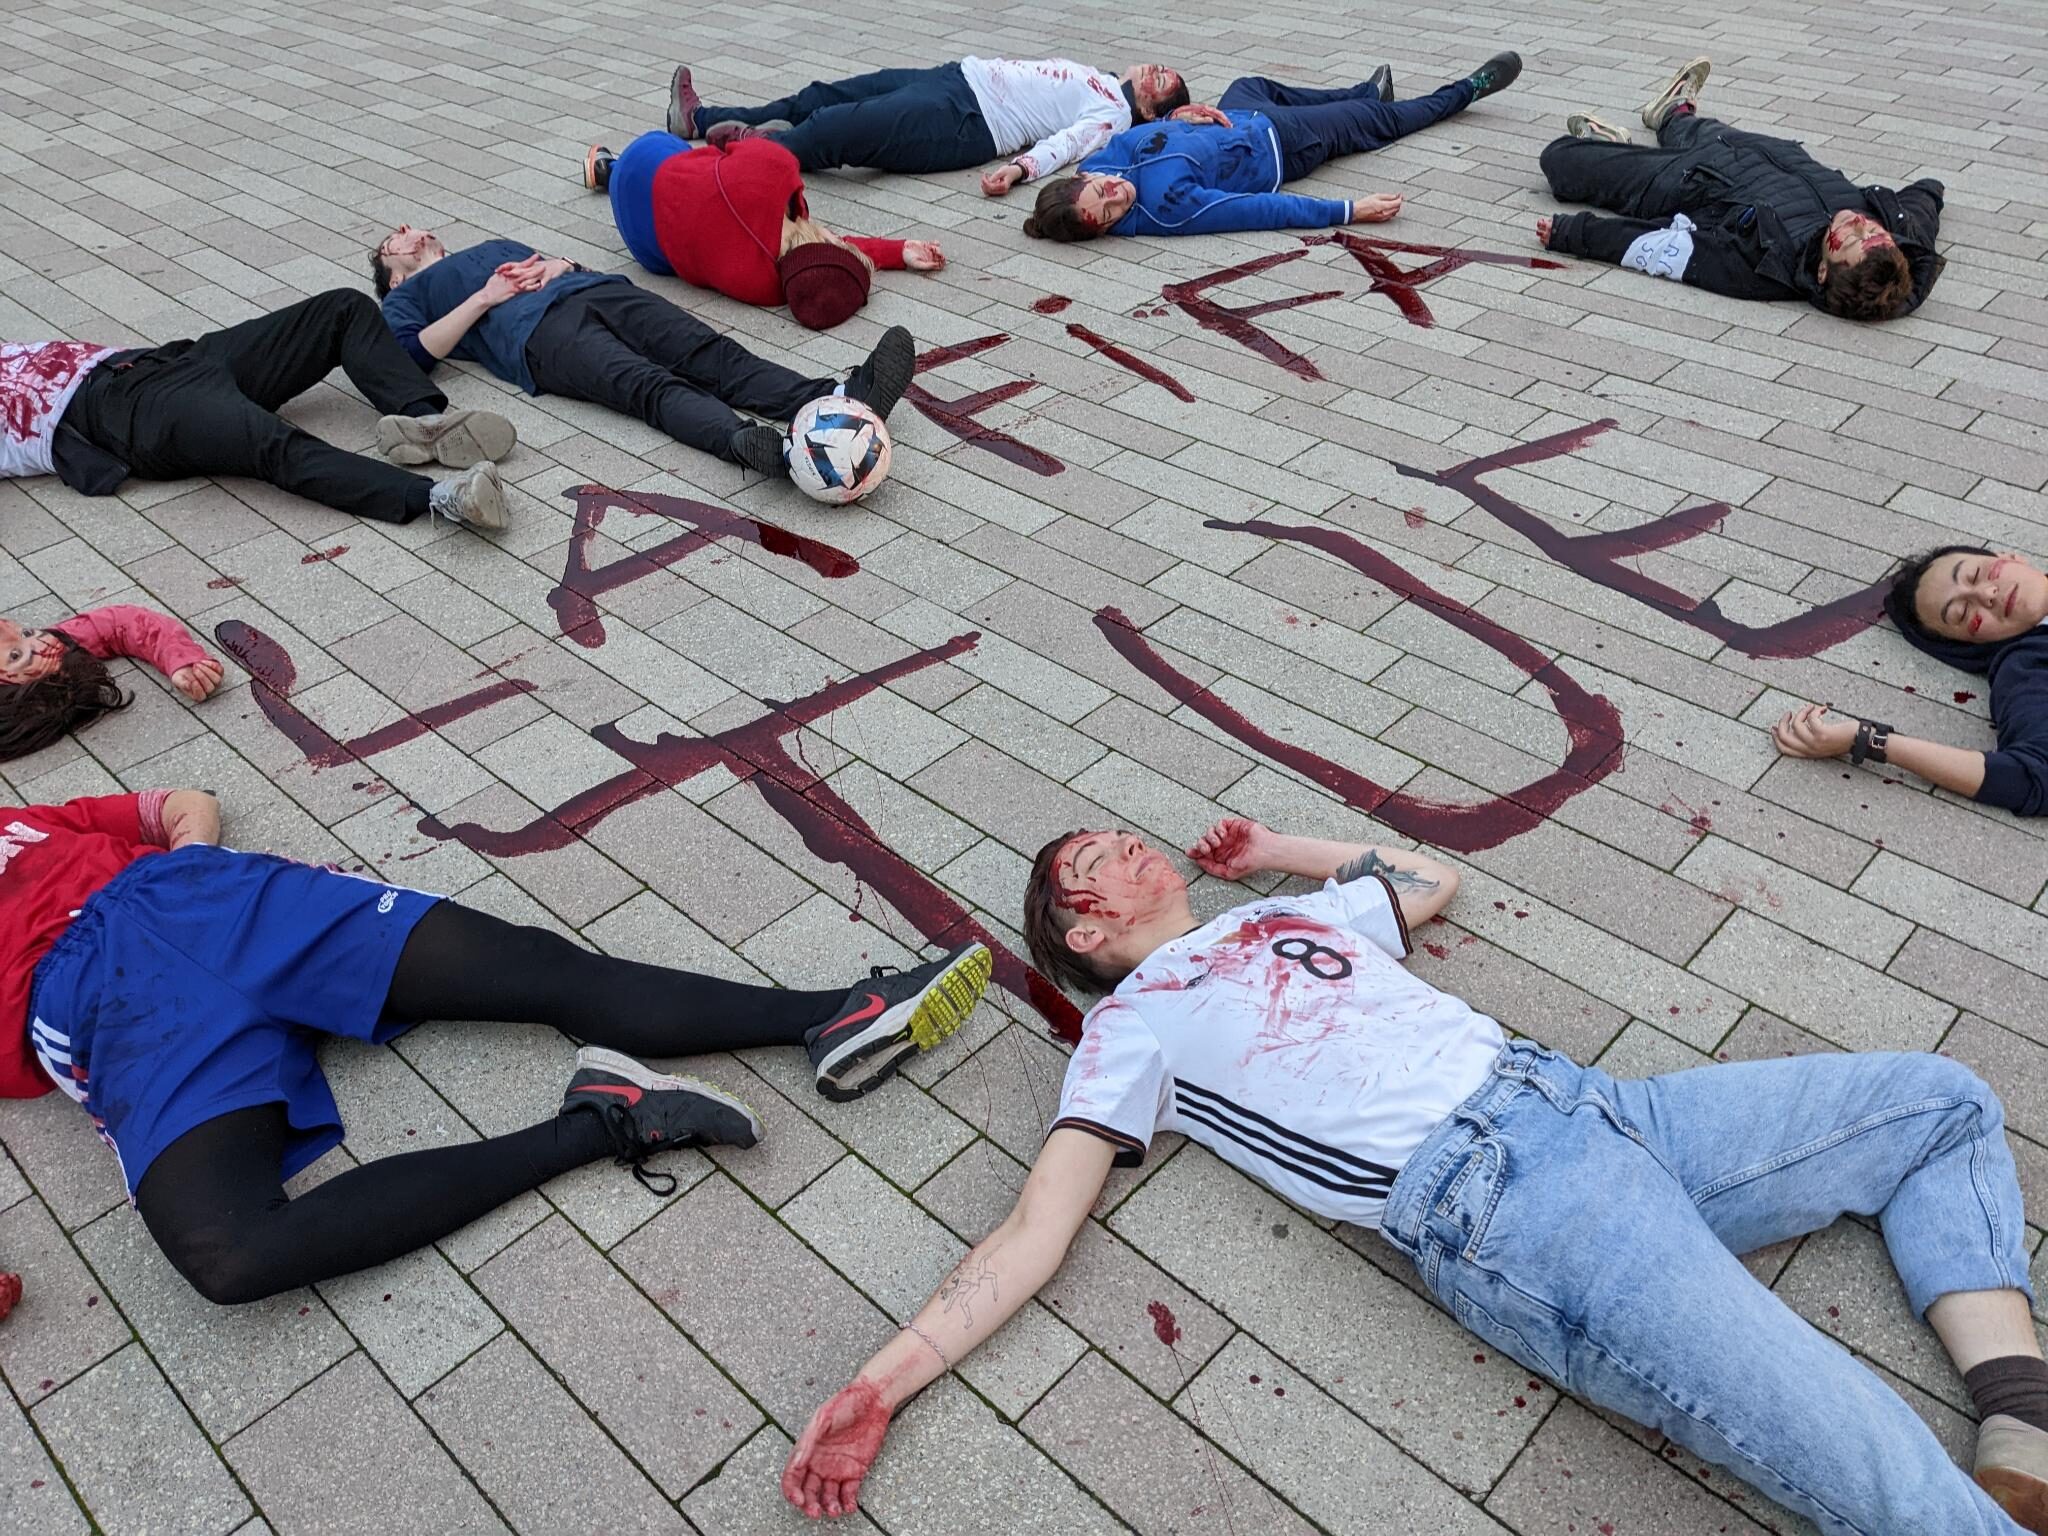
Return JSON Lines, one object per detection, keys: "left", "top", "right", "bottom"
{"left": 1966, "top": 1356, "right": 2048, "bottom": 1433}
{"left": 399, "top": 399, "right": 441, "bottom": 419}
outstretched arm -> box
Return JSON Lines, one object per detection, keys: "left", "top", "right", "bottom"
{"left": 52, "top": 605, "right": 221, "bottom": 700}
{"left": 1187, "top": 816, "right": 1461, "bottom": 927}
{"left": 782, "top": 1129, "right": 1116, "bottom": 1519}
{"left": 1773, "top": 703, "right": 1994, "bottom": 799}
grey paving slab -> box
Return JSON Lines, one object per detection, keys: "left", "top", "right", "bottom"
{"left": 72, "top": 1205, "right": 351, "bottom": 1440}
{"left": 0, "top": 1380, "right": 88, "bottom": 1535}
{"left": 1023, "top": 1349, "right": 1318, "bottom": 1536}
{"left": 314, "top": 1244, "right": 503, "bottom": 1400}
{"left": 31, "top": 1343, "right": 251, "bottom": 1536}
{"left": 224, "top": 1353, "right": 506, "bottom": 1536}
{"left": 416, "top": 1335, "right": 689, "bottom": 1536}
{"left": 0, "top": 1197, "right": 129, "bottom": 1407}
{"left": 472, "top": 1215, "right": 761, "bottom": 1499}
{"left": 1112, "top": 1148, "right": 1541, "bottom": 1492}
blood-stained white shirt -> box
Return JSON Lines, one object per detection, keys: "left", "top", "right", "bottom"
{"left": 0, "top": 343, "right": 113, "bottom": 479}
{"left": 1050, "top": 874, "right": 1505, "bottom": 1228}
{"left": 959, "top": 57, "right": 1131, "bottom": 181}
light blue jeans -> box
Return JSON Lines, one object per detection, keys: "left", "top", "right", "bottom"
{"left": 1380, "top": 1042, "right": 2033, "bottom": 1536}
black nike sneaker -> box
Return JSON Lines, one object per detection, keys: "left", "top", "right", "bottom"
{"left": 805, "top": 942, "right": 992, "bottom": 1101}
{"left": 842, "top": 325, "right": 915, "bottom": 423}
{"left": 561, "top": 1046, "right": 763, "bottom": 1193}
{"left": 730, "top": 423, "right": 788, "bottom": 477}
{"left": 1466, "top": 51, "right": 1523, "bottom": 101}
{"left": 1365, "top": 64, "right": 1394, "bottom": 102}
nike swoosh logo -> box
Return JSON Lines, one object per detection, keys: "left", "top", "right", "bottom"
{"left": 575, "top": 1082, "right": 643, "bottom": 1105}
{"left": 820, "top": 993, "right": 887, "bottom": 1039}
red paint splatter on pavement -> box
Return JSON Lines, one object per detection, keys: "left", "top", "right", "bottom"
{"left": 1393, "top": 421, "right": 1884, "bottom": 658}
{"left": 1147, "top": 1301, "right": 1181, "bottom": 1346}
{"left": 1423, "top": 942, "right": 1448, "bottom": 959}
{"left": 1304, "top": 231, "right": 1564, "bottom": 329}
{"left": 1103, "top": 517, "right": 1626, "bottom": 852}
{"left": 550, "top": 484, "right": 857, "bottom": 647}
{"left": 1032, "top": 294, "right": 1073, "bottom": 314}
{"left": 1403, "top": 508, "right": 1427, "bottom": 528}
{"left": 300, "top": 544, "right": 348, "bottom": 564}
{"left": 0, "top": 1272, "right": 20, "bottom": 1321}
{"left": 1955, "top": 690, "right": 1977, "bottom": 703}
{"left": 1159, "top": 248, "right": 1342, "bottom": 380}
{"left": 902, "top": 334, "right": 1065, "bottom": 477}
{"left": 205, "top": 575, "right": 244, "bottom": 589}
{"left": 1065, "top": 323, "right": 1195, "bottom": 401}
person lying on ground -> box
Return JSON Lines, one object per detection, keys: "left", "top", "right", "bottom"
{"left": 1536, "top": 57, "right": 1945, "bottom": 321}
{"left": 783, "top": 815, "right": 2048, "bottom": 1534}
{"left": 0, "top": 605, "right": 224, "bottom": 762}
{"left": 582, "top": 133, "right": 944, "bottom": 329}
{"left": 664, "top": 58, "right": 1192, "bottom": 185}
{"left": 1, "top": 291, "right": 514, "bottom": 532}
{"left": 5, "top": 784, "right": 994, "bottom": 1304}
{"left": 1021, "top": 54, "right": 1521, "bottom": 240}
{"left": 371, "top": 228, "right": 913, "bottom": 478}
{"left": 1773, "top": 546, "right": 2048, "bottom": 814}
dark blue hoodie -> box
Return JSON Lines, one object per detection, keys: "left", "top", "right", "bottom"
{"left": 1897, "top": 620, "right": 2048, "bottom": 815}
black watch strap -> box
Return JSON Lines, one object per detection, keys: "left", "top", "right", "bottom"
{"left": 1850, "top": 719, "right": 1894, "bottom": 766}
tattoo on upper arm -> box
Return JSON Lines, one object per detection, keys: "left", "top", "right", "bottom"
{"left": 937, "top": 1251, "right": 999, "bottom": 1330}
{"left": 1336, "top": 848, "right": 1439, "bottom": 894}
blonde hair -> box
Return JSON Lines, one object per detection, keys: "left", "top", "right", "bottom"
{"left": 779, "top": 215, "right": 876, "bottom": 275}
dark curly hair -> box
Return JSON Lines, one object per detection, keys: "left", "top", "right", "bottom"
{"left": 1022, "top": 178, "right": 1096, "bottom": 243}
{"left": 369, "top": 246, "right": 395, "bottom": 298}
{"left": 1819, "top": 244, "right": 1915, "bottom": 322}
{"left": 1022, "top": 830, "right": 1122, "bottom": 997}
{"left": 1884, "top": 543, "right": 1994, "bottom": 644}
{"left": 0, "top": 634, "right": 131, "bottom": 762}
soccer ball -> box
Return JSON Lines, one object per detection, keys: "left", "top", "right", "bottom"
{"left": 785, "top": 395, "right": 891, "bottom": 505}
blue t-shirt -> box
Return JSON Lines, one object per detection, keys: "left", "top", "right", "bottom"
{"left": 378, "top": 239, "right": 623, "bottom": 395}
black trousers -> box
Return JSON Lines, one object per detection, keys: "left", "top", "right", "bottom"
{"left": 61, "top": 289, "right": 444, "bottom": 523}
{"left": 134, "top": 901, "right": 845, "bottom": 1304}
{"left": 1540, "top": 111, "right": 1730, "bottom": 218}
{"left": 525, "top": 286, "right": 836, "bottom": 461}
{"left": 1220, "top": 76, "right": 1476, "bottom": 183}
{"left": 696, "top": 62, "right": 1000, "bottom": 174}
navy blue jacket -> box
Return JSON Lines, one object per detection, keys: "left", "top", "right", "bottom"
{"left": 378, "top": 240, "right": 623, "bottom": 394}
{"left": 1899, "top": 622, "right": 2048, "bottom": 816}
{"left": 1081, "top": 114, "right": 1351, "bottom": 236}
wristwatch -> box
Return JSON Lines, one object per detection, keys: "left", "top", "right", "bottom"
{"left": 1850, "top": 719, "right": 1893, "bottom": 766}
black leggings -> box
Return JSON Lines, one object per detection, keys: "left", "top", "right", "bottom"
{"left": 135, "top": 902, "right": 842, "bottom": 1304}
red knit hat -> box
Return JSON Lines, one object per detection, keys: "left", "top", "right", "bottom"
{"left": 779, "top": 242, "right": 871, "bottom": 329}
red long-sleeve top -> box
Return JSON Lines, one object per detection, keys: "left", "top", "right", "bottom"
{"left": 650, "top": 138, "right": 905, "bottom": 308}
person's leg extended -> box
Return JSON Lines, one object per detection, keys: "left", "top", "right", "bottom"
{"left": 1383, "top": 1048, "right": 2027, "bottom": 1535}
{"left": 1539, "top": 133, "right": 1695, "bottom": 216}
{"left": 555, "top": 285, "right": 843, "bottom": 428}
{"left": 696, "top": 64, "right": 946, "bottom": 133}
{"left": 1256, "top": 79, "right": 1478, "bottom": 182}
{"left": 770, "top": 63, "right": 996, "bottom": 174}
{"left": 136, "top": 1102, "right": 614, "bottom": 1303}
{"left": 383, "top": 900, "right": 843, "bottom": 1052}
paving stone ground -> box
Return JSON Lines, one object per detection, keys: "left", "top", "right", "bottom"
{"left": 1, "top": 0, "right": 2045, "bottom": 1530}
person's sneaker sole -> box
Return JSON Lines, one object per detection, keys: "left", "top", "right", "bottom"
{"left": 851, "top": 325, "right": 915, "bottom": 422}
{"left": 570, "top": 1045, "right": 765, "bottom": 1146}
{"left": 815, "top": 943, "right": 992, "bottom": 1102}
{"left": 445, "top": 461, "right": 508, "bottom": 529}
{"left": 1566, "top": 113, "right": 1631, "bottom": 143}
{"left": 583, "top": 144, "right": 611, "bottom": 191}
{"left": 1642, "top": 55, "right": 1710, "bottom": 130}
{"left": 378, "top": 409, "right": 516, "bottom": 468}
{"left": 668, "top": 65, "right": 699, "bottom": 139}
{"left": 731, "top": 423, "right": 788, "bottom": 477}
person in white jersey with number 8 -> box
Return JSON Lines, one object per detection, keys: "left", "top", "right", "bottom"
{"left": 785, "top": 816, "right": 2048, "bottom": 1534}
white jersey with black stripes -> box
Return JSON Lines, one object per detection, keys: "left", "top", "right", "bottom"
{"left": 1049, "top": 873, "right": 1504, "bottom": 1228}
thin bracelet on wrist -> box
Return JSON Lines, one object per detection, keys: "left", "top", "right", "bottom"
{"left": 904, "top": 1321, "right": 951, "bottom": 1370}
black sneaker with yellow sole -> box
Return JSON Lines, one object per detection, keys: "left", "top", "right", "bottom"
{"left": 805, "top": 942, "right": 992, "bottom": 1101}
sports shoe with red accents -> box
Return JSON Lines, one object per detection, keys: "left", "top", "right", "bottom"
{"left": 561, "top": 1046, "right": 762, "bottom": 1193}
{"left": 668, "top": 64, "right": 701, "bottom": 139}
{"left": 806, "top": 942, "right": 992, "bottom": 1101}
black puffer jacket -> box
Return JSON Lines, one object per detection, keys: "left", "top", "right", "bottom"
{"left": 1544, "top": 123, "right": 1946, "bottom": 311}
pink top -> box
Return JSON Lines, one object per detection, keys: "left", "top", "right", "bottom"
{"left": 52, "top": 605, "right": 210, "bottom": 678}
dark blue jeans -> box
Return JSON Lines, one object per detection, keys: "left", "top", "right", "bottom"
{"left": 695, "top": 62, "right": 999, "bottom": 174}
{"left": 1219, "top": 76, "right": 1476, "bottom": 183}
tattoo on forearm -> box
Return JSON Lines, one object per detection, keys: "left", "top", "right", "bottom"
{"left": 936, "top": 1252, "right": 999, "bottom": 1330}
{"left": 1337, "top": 848, "right": 1439, "bottom": 894}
